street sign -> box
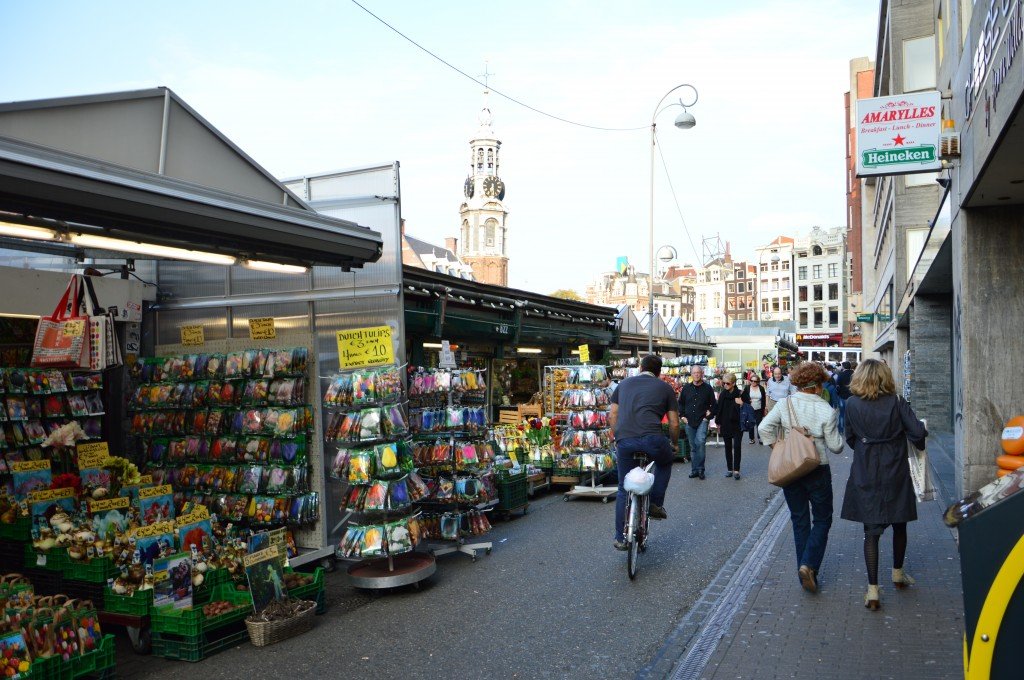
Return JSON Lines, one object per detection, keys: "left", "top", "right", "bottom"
{"left": 855, "top": 91, "right": 942, "bottom": 177}
{"left": 856, "top": 313, "right": 875, "bottom": 323}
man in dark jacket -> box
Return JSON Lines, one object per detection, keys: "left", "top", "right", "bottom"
{"left": 679, "top": 365, "right": 717, "bottom": 480}
{"left": 834, "top": 361, "right": 854, "bottom": 434}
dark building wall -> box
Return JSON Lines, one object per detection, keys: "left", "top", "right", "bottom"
{"left": 909, "top": 294, "right": 952, "bottom": 432}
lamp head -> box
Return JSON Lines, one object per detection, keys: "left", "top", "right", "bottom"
{"left": 674, "top": 110, "right": 696, "bottom": 129}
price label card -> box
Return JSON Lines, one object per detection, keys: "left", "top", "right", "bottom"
{"left": 77, "top": 441, "right": 110, "bottom": 468}
{"left": 62, "top": 320, "right": 85, "bottom": 337}
{"left": 248, "top": 317, "right": 277, "bottom": 340}
{"left": 180, "top": 325, "right": 205, "bottom": 347}
{"left": 336, "top": 325, "right": 394, "bottom": 369}
{"left": 578, "top": 344, "right": 591, "bottom": 363}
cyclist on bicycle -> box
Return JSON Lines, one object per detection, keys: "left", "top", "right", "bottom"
{"left": 609, "top": 354, "right": 680, "bottom": 550}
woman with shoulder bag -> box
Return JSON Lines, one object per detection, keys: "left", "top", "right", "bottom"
{"left": 840, "top": 359, "right": 927, "bottom": 611}
{"left": 758, "top": 362, "right": 844, "bottom": 594}
{"left": 741, "top": 376, "right": 767, "bottom": 445}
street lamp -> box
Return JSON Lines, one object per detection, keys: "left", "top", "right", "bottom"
{"left": 649, "top": 84, "right": 698, "bottom": 354}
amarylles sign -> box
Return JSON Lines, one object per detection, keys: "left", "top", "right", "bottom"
{"left": 855, "top": 92, "right": 942, "bottom": 177}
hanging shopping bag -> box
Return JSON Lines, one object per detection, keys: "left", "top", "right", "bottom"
{"left": 81, "top": 276, "right": 122, "bottom": 370}
{"left": 31, "top": 276, "right": 91, "bottom": 369}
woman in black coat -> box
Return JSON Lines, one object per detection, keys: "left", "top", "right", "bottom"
{"left": 840, "top": 359, "right": 927, "bottom": 611}
{"left": 715, "top": 373, "right": 744, "bottom": 479}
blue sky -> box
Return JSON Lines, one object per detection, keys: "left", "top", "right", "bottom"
{"left": 0, "top": 0, "right": 877, "bottom": 294}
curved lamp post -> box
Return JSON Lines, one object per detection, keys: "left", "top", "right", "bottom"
{"left": 648, "top": 83, "right": 698, "bottom": 354}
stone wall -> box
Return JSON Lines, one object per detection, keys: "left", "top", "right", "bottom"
{"left": 909, "top": 294, "right": 952, "bottom": 432}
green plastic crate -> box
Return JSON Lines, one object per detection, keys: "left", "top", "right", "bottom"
{"left": 193, "top": 567, "right": 232, "bottom": 602}
{"left": 151, "top": 584, "right": 250, "bottom": 636}
{"left": 24, "top": 545, "right": 68, "bottom": 572}
{"left": 28, "top": 655, "right": 61, "bottom": 680}
{"left": 284, "top": 567, "right": 324, "bottom": 603}
{"left": 61, "top": 556, "right": 117, "bottom": 583}
{"left": 102, "top": 587, "right": 153, "bottom": 617}
{"left": 151, "top": 624, "right": 249, "bottom": 663}
{"left": 0, "top": 515, "right": 31, "bottom": 541}
{"left": 496, "top": 472, "right": 529, "bottom": 513}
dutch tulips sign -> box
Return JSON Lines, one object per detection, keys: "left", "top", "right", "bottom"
{"left": 855, "top": 91, "right": 942, "bottom": 177}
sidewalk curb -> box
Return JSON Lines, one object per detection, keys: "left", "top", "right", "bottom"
{"left": 638, "top": 488, "right": 789, "bottom": 680}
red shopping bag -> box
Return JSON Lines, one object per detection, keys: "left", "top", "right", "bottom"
{"left": 31, "top": 275, "right": 91, "bottom": 369}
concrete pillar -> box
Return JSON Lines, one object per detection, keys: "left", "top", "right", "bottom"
{"left": 952, "top": 205, "right": 1024, "bottom": 496}
{"left": 908, "top": 295, "right": 952, "bottom": 432}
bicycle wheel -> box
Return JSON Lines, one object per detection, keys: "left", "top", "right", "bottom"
{"left": 626, "top": 493, "right": 640, "bottom": 579}
{"left": 639, "top": 496, "right": 650, "bottom": 553}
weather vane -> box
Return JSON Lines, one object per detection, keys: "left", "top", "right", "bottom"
{"left": 478, "top": 60, "right": 494, "bottom": 89}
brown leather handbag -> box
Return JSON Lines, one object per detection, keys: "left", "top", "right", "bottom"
{"left": 767, "top": 398, "right": 821, "bottom": 487}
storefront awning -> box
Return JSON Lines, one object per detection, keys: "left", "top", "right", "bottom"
{"left": 0, "top": 135, "right": 383, "bottom": 268}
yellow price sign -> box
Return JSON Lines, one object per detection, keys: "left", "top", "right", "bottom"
{"left": 708, "top": 357, "right": 718, "bottom": 368}
{"left": 180, "top": 325, "right": 205, "bottom": 347}
{"left": 62, "top": 320, "right": 85, "bottom": 337}
{"left": 77, "top": 441, "right": 110, "bottom": 469}
{"left": 578, "top": 344, "right": 591, "bottom": 363}
{"left": 336, "top": 325, "right": 395, "bottom": 369}
{"left": 248, "top": 317, "right": 277, "bottom": 340}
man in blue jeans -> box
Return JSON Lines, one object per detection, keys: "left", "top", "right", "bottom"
{"left": 678, "top": 365, "right": 717, "bottom": 480}
{"left": 609, "top": 354, "right": 679, "bottom": 551}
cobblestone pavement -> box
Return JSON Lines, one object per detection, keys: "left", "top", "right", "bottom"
{"left": 655, "top": 446, "right": 965, "bottom": 680}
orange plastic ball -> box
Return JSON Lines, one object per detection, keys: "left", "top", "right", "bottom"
{"left": 1001, "top": 415, "right": 1024, "bottom": 455}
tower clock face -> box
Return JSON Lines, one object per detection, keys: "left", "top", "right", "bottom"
{"left": 464, "top": 177, "right": 474, "bottom": 199}
{"left": 483, "top": 176, "right": 505, "bottom": 198}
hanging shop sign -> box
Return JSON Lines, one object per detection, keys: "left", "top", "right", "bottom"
{"left": 439, "top": 340, "right": 457, "bottom": 369}
{"left": 578, "top": 344, "right": 591, "bottom": 363}
{"left": 180, "top": 325, "right": 205, "bottom": 347}
{"left": 336, "top": 325, "right": 395, "bottom": 369}
{"left": 965, "top": 0, "right": 1024, "bottom": 125}
{"left": 248, "top": 317, "right": 277, "bottom": 340}
{"left": 855, "top": 91, "right": 942, "bottom": 177}
{"left": 856, "top": 313, "right": 875, "bottom": 323}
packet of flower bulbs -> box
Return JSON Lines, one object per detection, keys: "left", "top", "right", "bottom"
{"left": 351, "top": 370, "right": 376, "bottom": 405}
{"left": 364, "top": 481, "right": 389, "bottom": 511}
{"left": 360, "top": 525, "right": 386, "bottom": 557}
{"left": 348, "top": 451, "right": 375, "bottom": 485}
{"left": 374, "top": 365, "right": 404, "bottom": 403}
{"left": 270, "top": 437, "right": 304, "bottom": 464}
{"left": 339, "top": 525, "right": 364, "bottom": 558}
{"left": 385, "top": 519, "right": 412, "bottom": 555}
{"left": 388, "top": 478, "right": 410, "bottom": 511}
{"left": 374, "top": 442, "right": 404, "bottom": 480}
{"left": 358, "top": 408, "right": 382, "bottom": 441}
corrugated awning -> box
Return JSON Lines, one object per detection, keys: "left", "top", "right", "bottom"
{"left": 0, "top": 134, "right": 383, "bottom": 268}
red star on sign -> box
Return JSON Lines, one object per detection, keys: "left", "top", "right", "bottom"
{"left": 893, "top": 134, "right": 906, "bottom": 145}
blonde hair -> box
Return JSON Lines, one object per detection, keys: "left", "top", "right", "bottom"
{"left": 721, "top": 372, "right": 737, "bottom": 384}
{"left": 850, "top": 358, "right": 896, "bottom": 400}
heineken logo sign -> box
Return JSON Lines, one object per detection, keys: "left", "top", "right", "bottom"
{"left": 855, "top": 92, "right": 942, "bottom": 177}
{"left": 862, "top": 145, "right": 937, "bottom": 168}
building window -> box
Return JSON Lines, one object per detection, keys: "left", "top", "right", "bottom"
{"left": 814, "top": 310, "right": 824, "bottom": 328}
{"left": 761, "top": 299, "right": 769, "bottom": 312}
{"left": 828, "top": 283, "right": 839, "bottom": 300}
{"left": 797, "top": 251, "right": 807, "bottom": 258}
{"left": 771, "top": 261, "right": 779, "bottom": 271}
{"left": 812, "top": 265, "right": 822, "bottom": 279}
{"left": 727, "top": 283, "right": 735, "bottom": 293}
{"left": 760, "top": 262, "right": 768, "bottom": 271}
{"left": 782, "top": 297, "right": 791, "bottom": 312}
{"left": 829, "top": 308, "right": 839, "bottom": 326}
{"left": 813, "top": 285, "right": 823, "bottom": 301}
{"left": 828, "top": 263, "right": 838, "bottom": 278}
{"left": 812, "top": 245, "right": 823, "bottom": 256}
{"left": 761, "top": 278, "right": 769, "bottom": 287}
{"left": 799, "top": 310, "right": 808, "bottom": 327}
{"left": 738, "top": 282, "right": 746, "bottom": 293}
{"left": 782, "top": 260, "right": 790, "bottom": 270}
{"left": 714, "top": 292, "right": 721, "bottom": 308}
{"left": 781, "top": 277, "right": 790, "bottom": 289}
{"left": 799, "top": 287, "right": 808, "bottom": 302}
{"left": 700, "top": 293, "right": 706, "bottom": 309}
{"left": 772, "top": 299, "right": 780, "bottom": 312}
{"left": 736, "top": 269, "right": 745, "bottom": 279}
{"left": 903, "top": 35, "right": 937, "bottom": 92}
{"left": 798, "top": 266, "right": 807, "bottom": 281}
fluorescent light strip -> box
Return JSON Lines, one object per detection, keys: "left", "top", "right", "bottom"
{"left": 242, "top": 259, "right": 308, "bottom": 274}
{"left": 516, "top": 347, "right": 543, "bottom": 354}
{"left": 423, "top": 343, "right": 444, "bottom": 349}
{"left": 69, "top": 233, "right": 237, "bottom": 266}
{"left": 0, "top": 223, "right": 59, "bottom": 240}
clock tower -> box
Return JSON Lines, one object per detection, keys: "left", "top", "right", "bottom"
{"left": 458, "top": 91, "right": 509, "bottom": 286}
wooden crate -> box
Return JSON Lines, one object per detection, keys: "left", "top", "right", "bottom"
{"left": 518, "top": 404, "right": 543, "bottom": 420}
{"left": 498, "top": 410, "right": 521, "bottom": 425}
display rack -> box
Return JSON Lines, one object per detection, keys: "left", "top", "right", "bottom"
{"left": 544, "top": 364, "right": 616, "bottom": 500}
{"left": 325, "top": 362, "right": 435, "bottom": 589}
{"left": 408, "top": 367, "right": 495, "bottom": 562}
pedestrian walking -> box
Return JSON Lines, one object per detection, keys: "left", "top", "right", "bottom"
{"left": 834, "top": 361, "right": 854, "bottom": 435}
{"left": 679, "top": 365, "right": 716, "bottom": 480}
{"left": 765, "top": 366, "right": 796, "bottom": 414}
{"left": 840, "top": 358, "right": 927, "bottom": 611}
{"left": 715, "top": 372, "right": 744, "bottom": 479}
{"left": 741, "top": 376, "right": 767, "bottom": 444}
{"left": 758, "top": 362, "right": 844, "bottom": 594}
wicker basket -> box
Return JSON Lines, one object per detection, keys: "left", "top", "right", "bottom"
{"left": 244, "top": 599, "right": 317, "bottom": 647}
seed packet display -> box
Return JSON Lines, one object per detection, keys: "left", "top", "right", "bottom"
{"left": 0, "top": 629, "right": 32, "bottom": 678}
{"left": 23, "top": 421, "right": 46, "bottom": 445}
{"left": 153, "top": 552, "right": 193, "bottom": 609}
{"left": 139, "top": 486, "right": 175, "bottom": 525}
{"left": 388, "top": 477, "right": 410, "bottom": 510}
{"left": 270, "top": 437, "right": 303, "bottom": 463}
{"left": 238, "top": 466, "right": 263, "bottom": 494}
{"left": 4, "top": 369, "right": 28, "bottom": 394}
{"left": 11, "top": 461, "right": 51, "bottom": 498}
{"left": 348, "top": 451, "right": 374, "bottom": 485}
{"left": 6, "top": 397, "right": 27, "bottom": 421}
{"left": 323, "top": 373, "right": 353, "bottom": 407}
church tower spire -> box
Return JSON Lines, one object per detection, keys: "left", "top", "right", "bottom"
{"left": 458, "top": 72, "right": 509, "bottom": 287}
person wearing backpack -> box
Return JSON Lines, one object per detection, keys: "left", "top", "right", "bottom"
{"left": 758, "top": 362, "right": 844, "bottom": 594}
{"left": 834, "top": 361, "right": 854, "bottom": 434}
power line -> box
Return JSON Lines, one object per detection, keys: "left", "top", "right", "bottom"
{"left": 350, "top": 0, "right": 647, "bottom": 132}
{"left": 654, "top": 129, "right": 702, "bottom": 266}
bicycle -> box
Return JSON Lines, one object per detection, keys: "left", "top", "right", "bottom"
{"left": 623, "top": 454, "right": 655, "bottom": 580}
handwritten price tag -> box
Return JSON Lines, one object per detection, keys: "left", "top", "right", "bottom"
{"left": 336, "top": 326, "right": 394, "bottom": 369}
{"left": 77, "top": 441, "right": 110, "bottom": 468}
{"left": 578, "top": 344, "right": 591, "bottom": 363}
{"left": 62, "top": 320, "right": 85, "bottom": 337}
{"left": 180, "top": 325, "right": 205, "bottom": 346}
{"left": 248, "top": 317, "right": 277, "bottom": 340}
